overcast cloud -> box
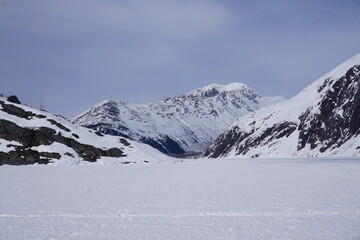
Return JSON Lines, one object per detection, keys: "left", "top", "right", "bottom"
{"left": 1, "top": 0, "right": 360, "bottom": 117}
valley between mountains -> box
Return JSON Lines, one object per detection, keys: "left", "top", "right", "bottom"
{"left": 1, "top": 54, "right": 360, "bottom": 240}
{"left": 1, "top": 53, "right": 360, "bottom": 165}
{"left": 72, "top": 83, "right": 284, "bottom": 156}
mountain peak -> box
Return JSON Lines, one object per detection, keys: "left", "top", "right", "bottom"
{"left": 188, "top": 82, "right": 251, "bottom": 98}
{"left": 73, "top": 82, "right": 283, "bottom": 155}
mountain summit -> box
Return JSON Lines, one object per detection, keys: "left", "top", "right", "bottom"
{"left": 72, "top": 83, "right": 284, "bottom": 155}
{"left": 204, "top": 54, "right": 360, "bottom": 158}
{"left": 185, "top": 83, "right": 252, "bottom": 98}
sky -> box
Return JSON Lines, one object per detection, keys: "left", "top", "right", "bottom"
{"left": 1, "top": 0, "right": 360, "bottom": 118}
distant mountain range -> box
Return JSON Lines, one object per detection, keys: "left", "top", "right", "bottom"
{"left": 2, "top": 53, "right": 359, "bottom": 165}
{"left": 72, "top": 83, "right": 284, "bottom": 155}
{"left": 204, "top": 53, "right": 360, "bottom": 158}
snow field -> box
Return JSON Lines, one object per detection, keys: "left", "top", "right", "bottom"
{"left": 0, "top": 158, "right": 360, "bottom": 239}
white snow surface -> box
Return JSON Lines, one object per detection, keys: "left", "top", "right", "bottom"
{"left": 0, "top": 98, "right": 174, "bottom": 164}
{"left": 72, "top": 82, "right": 285, "bottom": 154}
{"left": 0, "top": 158, "right": 359, "bottom": 239}
{"left": 216, "top": 53, "right": 360, "bottom": 158}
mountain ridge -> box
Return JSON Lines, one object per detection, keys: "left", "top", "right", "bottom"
{"left": 72, "top": 82, "right": 285, "bottom": 155}
{"left": 204, "top": 53, "right": 360, "bottom": 158}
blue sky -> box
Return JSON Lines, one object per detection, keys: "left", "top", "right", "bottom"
{"left": 1, "top": 0, "right": 360, "bottom": 117}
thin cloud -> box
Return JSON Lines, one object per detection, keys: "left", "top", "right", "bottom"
{"left": 1, "top": 0, "right": 234, "bottom": 39}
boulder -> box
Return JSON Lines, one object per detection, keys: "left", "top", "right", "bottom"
{"left": 7, "top": 95, "right": 21, "bottom": 104}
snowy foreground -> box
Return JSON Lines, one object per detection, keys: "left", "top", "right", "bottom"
{"left": 1, "top": 158, "right": 360, "bottom": 240}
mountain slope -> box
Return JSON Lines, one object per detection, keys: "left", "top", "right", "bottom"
{"left": 72, "top": 83, "right": 284, "bottom": 155}
{"left": 0, "top": 97, "right": 172, "bottom": 165}
{"left": 204, "top": 54, "right": 360, "bottom": 158}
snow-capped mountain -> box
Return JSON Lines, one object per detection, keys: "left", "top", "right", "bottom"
{"left": 72, "top": 83, "right": 285, "bottom": 155}
{"left": 0, "top": 97, "right": 172, "bottom": 165}
{"left": 204, "top": 54, "right": 360, "bottom": 158}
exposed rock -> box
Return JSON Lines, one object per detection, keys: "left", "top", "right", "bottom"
{"left": 83, "top": 123, "right": 132, "bottom": 139}
{"left": 119, "top": 138, "right": 131, "bottom": 146}
{"left": 72, "top": 133, "right": 80, "bottom": 139}
{"left": 65, "top": 152, "right": 75, "bottom": 158}
{"left": 0, "top": 119, "right": 125, "bottom": 165}
{"left": 204, "top": 126, "right": 247, "bottom": 158}
{"left": 204, "top": 55, "right": 360, "bottom": 158}
{"left": 298, "top": 65, "right": 360, "bottom": 152}
{"left": 139, "top": 135, "right": 185, "bottom": 155}
{"left": 95, "top": 131, "right": 104, "bottom": 136}
{"left": 205, "top": 121, "right": 297, "bottom": 158}
{"left": 39, "top": 152, "right": 61, "bottom": 160}
{"left": 7, "top": 95, "right": 20, "bottom": 104}
{"left": 0, "top": 100, "right": 46, "bottom": 120}
{"left": 47, "top": 119, "right": 71, "bottom": 132}
{"left": 0, "top": 149, "right": 47, "bottom": 165}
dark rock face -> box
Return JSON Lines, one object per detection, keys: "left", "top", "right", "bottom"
{"left": 0, "top": 119, "right": 126, "bottom": 165}
{"left": 204, "top": 64, "right": 360, "bottom": 158}
{"left": 140, "top": 135, "right": 185, "bottom": 155}
{"left": 84, "top": 123, "right": 132, "bottom": 139}
{"left": 203, "top": 87, "right": 220, "bottom": 97}
{"left": 47, "top": 119, "right": 71, "bottom": 132}
{"left": 235, "top": 121, "right": 297, "bottom": 157}
{"left": 205, "top": 121, "right": 297, "bottom": 158}
{"left": 298, "top": 65, "right": 360, "bottom": 152}
{"left": 119, "top": 138, "right": 131, "bottom": 146}
{"left": 7, "top": 95, "right": 21, "bottom": 104}
{"left": 84, "top": 122, "right": 185, "bottom": 155}
{"left": 0, "top": 120, "right": 54, "bottom": 147}
{"left": 0, "top": 101, "right": 127, "bottom": 165}
{"left": 204, "top": 126, "right": 246, "bottom": 158}
{"left": 0, "top": 149, "right": 62, "bottom": 165}
{"left": 0, "top": 100, "right": 47, "bottom": 119}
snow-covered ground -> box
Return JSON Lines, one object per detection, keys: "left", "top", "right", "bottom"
{"left": 0, "top": 158, "right": 359, "bottom": 240}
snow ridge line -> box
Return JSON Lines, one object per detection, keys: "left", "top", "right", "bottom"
{"left": 0, "top": 210, "right": 359, "bottom": 219}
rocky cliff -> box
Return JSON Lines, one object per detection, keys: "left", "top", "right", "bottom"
{"left": 205, "top": 54, "right": 360, "bottom": 158}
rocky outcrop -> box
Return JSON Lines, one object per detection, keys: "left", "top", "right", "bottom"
{"left": 203, "top": 126, "right": 246, "bottom": 158}
{"left": 139, "top": 135, "right": 185, "bottom": 155}
{"left": 205, "top": 121, "right": 297, "bottom": 158}
{"left": 0, "top": 99, "right": 128, "bottom": 165}
{"left": 7, "top": 95, "right": 21, "bottom": 104}
{"left": 297, "top": 65, "right": 360, "bottom": 152}
{"left": 0, "top": 100, "right": 46, "bottom": 119}
{"left": 0, "top": 119, "right": 125, "bottom": 165}
{"left": 204, "top": 55, "right": 360, "bottom": 158}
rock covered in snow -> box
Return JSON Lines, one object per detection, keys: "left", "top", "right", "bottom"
{"left": 204, "top": 54, "right": 360, "bottom": 158}
{"left": 0, "top": 98, "right": 173, "bottom": 165}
